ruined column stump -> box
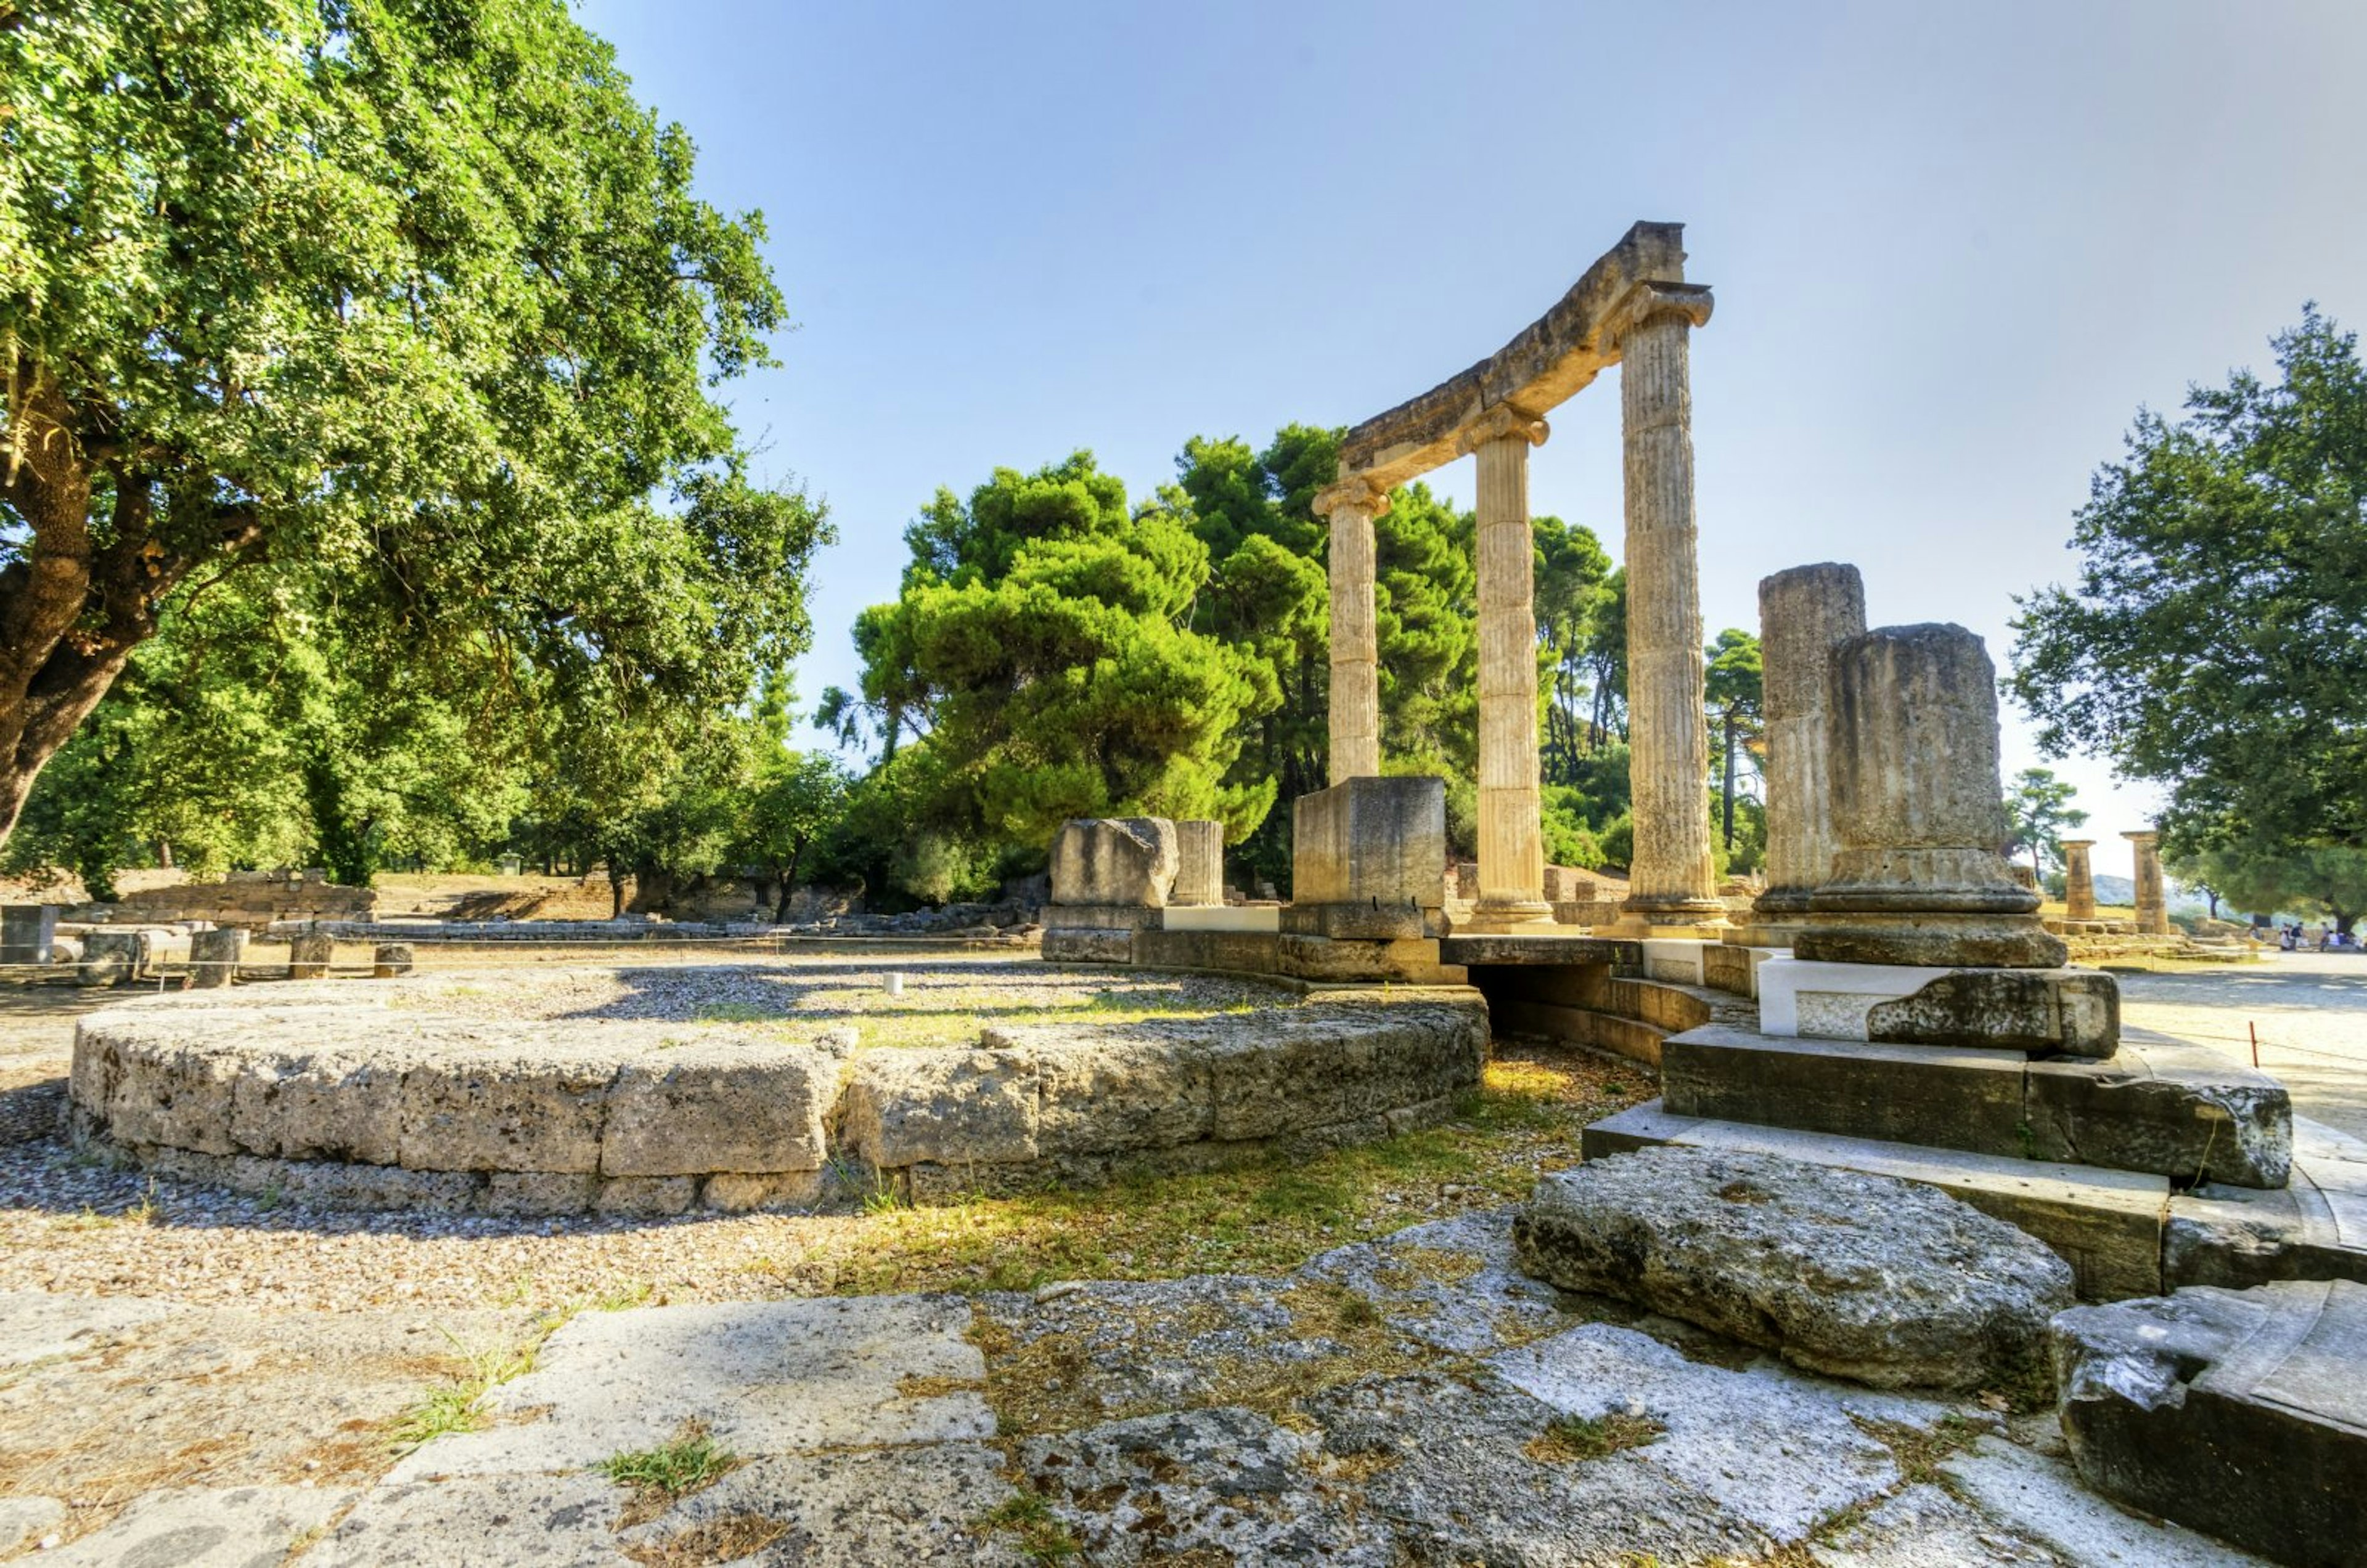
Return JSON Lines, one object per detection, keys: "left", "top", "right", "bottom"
{"left": 1795, "top": 624, "right": 2066, "bottom": 970}
{"left": 288, "top": 930, "right": 335, "bottom": 981}
{"left": 189, "top": 926, "right": 247, "bottom": 989}
{"left": 2124, "top": 830, "right": 2171, "bottom": 936}
{"left": 1281, "top": 777, "right": 1461, "bottom": 982}
{"left": 2061, "top": 838, "right": 2098, "bottom": 923}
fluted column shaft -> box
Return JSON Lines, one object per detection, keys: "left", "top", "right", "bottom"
{"left": 1470, "top": 422, "right": 1551, "bottom": 923}
{"left": 1755, "top": 564, "right": 1866, "bottom": 918}
{"left": 2061, "top": 839, "right": 2098, "bottom": 921}
{"left": 2124, "top": 830, "right": 2169, "bottom": 934}
{"left": 1320, "top": 489, "right": 1383, "bottom": 785}
{"left": 1619, "top": 303, "right": 1723, "bottom": 923}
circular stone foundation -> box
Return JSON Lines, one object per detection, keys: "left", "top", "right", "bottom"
{"left": 68, "top": 961, "right": 1489, "bottom": 1215}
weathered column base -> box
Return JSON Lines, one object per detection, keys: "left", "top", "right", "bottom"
{"left": 1606, "top": 899, "right": 1730, "bottom": 941}
{"left": 1793, "top": 913, "right": 2067, "bottom": 971}
{"left": 1459, "top": 899, "right": 1558, "bottom": 935}
{"left": 1720, "top": 920, "right": 1812, "bottom": 950}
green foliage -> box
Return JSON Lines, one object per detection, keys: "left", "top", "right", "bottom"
{"left": 2165, "top": 838, "right": 2367, "bottom": 929}
{"left": 0, "top": 0, "right": 822, "bottom": 847}
{"left": 740, "top": 750, "right": 850, "bottom": 918}
{"left": 1172, "top": 427, "right": 1336, "bottom": 892}
{"left": 1375, "top": 482, "right": 1479, "bottom": 786}
{"left": 4, "top": 569, "right": 528, "bottom": 891}
{"left": 1704, "top": 628, "right": 1763, "bottom": 854}
{"left": 2009, "top": 309, "right": 2367, "bottom": 886}
{"left": 827, "top": 452, "right": 1280, "bottom": 869}
{"left": 2002, "top": 767, "right": 2088, "bottom": 880}
{"left": 1536, "top": 518, "right": 1622, "bottom": 782}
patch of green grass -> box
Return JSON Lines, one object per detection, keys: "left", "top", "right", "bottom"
{"left": 1526, "top": 1410, "right": 1668, "bottom": 1463}
{"left": 819, "top": 1043, "right": 1652, "bottom": 1299}
{"left": 597, "top": 1421, "right": 741, "bottom": 1505}
{"left": 591, "top": 1280, "right": 656, "bottom": 1312}
{"left": 976, "top": 1490, "right": 1082, "bottom": 1561}
{"left": 388, "top": 1329, "right": 547, "bottom": 1452}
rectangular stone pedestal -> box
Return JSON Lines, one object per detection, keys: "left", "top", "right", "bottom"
{"left": 189, "top": 927, "right": 246, "bottom": 987}
{"left": 1757, "top": 957, "right": 2117, "bottom": 1056}
{"left": 1292, "top": 776, "right": 1447, "bottom": 909}
{"left": 1, "top": 905, "right": 57, "bottom": 967}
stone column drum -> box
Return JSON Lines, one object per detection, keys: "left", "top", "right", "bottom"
{"left": 1171, "top": 820, "right": 1225, "bottom": 907}
{"left": 2125, "top": 830, "right": 2170, "bottom": 935}
{"left": 2061, "top": 839, "right": 2098, "bottom": 921}
{"left": 288, "top": 930, "right": 335, "bottom": 980}
{"left": 1463, "top": 407, "right": 1554, "bottom": 928}
{"left": 0, "top": 905, "right": 57, "bottom": 967}
{"left": 1795, "top": 624, "right": 2066, "bottom": 968}
{"left": 1316, "top": 480, "right": 1386, "bottom": 785}
{"left": 1753, "top": 564, "right": 1866, "bottom": 920}
{"left": 189, "top": 926, "right": 247, "bottom": 989}
{"left": 1615, "top": 285, "right": 1724, "bottom": 929}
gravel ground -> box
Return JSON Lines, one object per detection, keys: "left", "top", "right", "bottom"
{"left": 2117, "top": 952, "right": 2367, "bottom": 1140}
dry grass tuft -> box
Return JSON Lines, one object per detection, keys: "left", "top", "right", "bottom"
{"left": 1524, "top": 1410, "right": 1668, "bottom": 1464}
{"left": 621, "top": 1512, "right": 791, "bottom": 1566}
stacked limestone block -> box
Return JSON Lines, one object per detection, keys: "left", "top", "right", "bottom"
{"left": 1042, "top": 818, "right": 1180, "bottom": 963}
{"left": 70, "top": 981, "right": 1486, "bottom": 1214}
{"left": 1280, "top": 777, "right": 1462, "bottom": 983}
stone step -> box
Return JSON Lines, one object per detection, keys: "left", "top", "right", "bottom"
{"left": 1585, "top": 1103, "right": 2367, "bottom": 1303}
{"left": 2051, "top": 1278, "right": 2367, "bottom": 1567}
{"left": 1584, "top": 1101, "right": 2170, "bottom": 1300}
{"left": 1659, "top": 1023, "right": 2292, "bottom": 1188}
{"left": 2166, "top": 1117, "right": 2367, "bottom": 1291}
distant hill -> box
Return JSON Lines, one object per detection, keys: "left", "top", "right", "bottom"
{"left": 2093, "top": 874, "right": 2135, "bottom": 906}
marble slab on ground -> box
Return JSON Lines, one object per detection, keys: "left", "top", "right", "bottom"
{"left": 390, "top": 1294, "right": 993, "bottom": 1480}
{"left": 38, "top": 1484, "right": 356, "bottom": 1567}
{"left": 616, "top": 1443, "right": 1030, "bottom": 1567}
{"left": 303, "top": 1472, "right": 632, "bottom": 1568}
{"left": 1489, "top": 1320, "right": 1944, "bottom": 1541}
{"left": 1809, "top": 1482, "right": 2065, "bottom": 1567}
{"left": 0, "top": 1288, "right": 172, "bottom": 1367}
{"left": 1940, "top": 1436, "right": 2267, "bottom": 1567}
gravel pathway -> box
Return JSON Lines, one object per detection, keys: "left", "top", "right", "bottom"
{"left": 2117, "top": 952, "right": 2367, "bottom": 1140}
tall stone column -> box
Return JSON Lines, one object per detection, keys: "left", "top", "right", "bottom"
{"left": 1461, "top": 406, "right": 1554, "bottom": 928}
{"left": 2061, "top": 839, "right": 2098, "bottom": 921}
{"left": 2124, "top": 829, "right": 2169, "bottom": 934}
{"left": 1314, "top": 479, "right": 1386, "bottom": 785}
{"left": 1614, "top": 283, "right": 1724, "bottom": 929}
{"left": 1754, "top": 564, "right": 1866, "bottom": 921}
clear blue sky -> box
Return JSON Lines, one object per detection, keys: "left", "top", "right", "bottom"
{"left": 577, "top": 0, "right": 2367, "bottom": 882}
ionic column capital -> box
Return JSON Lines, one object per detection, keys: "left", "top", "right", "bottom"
{"left": 1605, "top": 279, "right": 1715, "bottom": 346}
{"left": 1312, "top": 475, "right": 1391, "bottom": 519}
{"left": 1453, "top": 404, "right": 1550, "bottom": 457}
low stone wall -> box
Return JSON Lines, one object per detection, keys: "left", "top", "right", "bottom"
{"left": 68, "top": 982, "right": 1489, "bottom": 1214}
{"left": 85, "top": 874, "right": 376, "bottom": 929}
{"left": 1466, "top": 958, "right": 1717, "bottom": 1067}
